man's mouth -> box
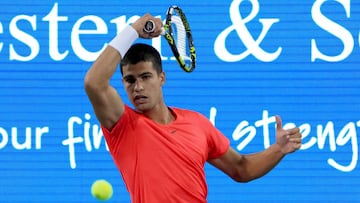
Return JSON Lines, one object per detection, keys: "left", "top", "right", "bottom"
{"left": 134, "top": 95, "right": 147, "bottom": 104}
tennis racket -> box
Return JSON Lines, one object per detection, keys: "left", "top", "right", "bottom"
{"left": 143, "top": 5, "right": 196, "bottom": 72}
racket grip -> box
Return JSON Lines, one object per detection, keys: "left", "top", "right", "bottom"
{"left": 144, "top": 20, "right": 165, "bottom": 35}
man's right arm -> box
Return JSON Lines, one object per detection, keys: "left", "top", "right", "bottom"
{"left": 84, "top": 14, "right": 163, "bottom": 130}
{"left": 84, "top": 45, "right": 125, "bottom": 130}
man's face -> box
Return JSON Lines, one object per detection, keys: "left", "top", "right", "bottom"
{"left": 122, "top": 61, "right": 165, "bottom": 112}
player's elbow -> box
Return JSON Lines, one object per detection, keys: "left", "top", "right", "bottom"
{"left": 84, "top": 73, "right": 94, "bottom": 92}
{"left": 233, "top": 177, "right": 250, "bottom": 183}
{"left": 84, "top": 75, "right": 95, "bottom": 95}
{"left": 231, "top": 173, "right": 255, "bottom": 183}
{"left": 230, "top": 167, "right": 260, "bottom": 183}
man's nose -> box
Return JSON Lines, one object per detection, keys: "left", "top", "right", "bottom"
{"left": 134, "top": 80, "right": 144, "bottom": 91}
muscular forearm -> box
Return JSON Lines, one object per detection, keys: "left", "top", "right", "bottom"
{"left": 210, "top": 116, "right": 301, "bottom": 183}
{"left": 241, "top": 144, "right": 285, "bottom": 182}
{"left": 240, "top": 116, "right": 301, "bottom": 182}
{"left": 85, "top": 47, "right": 120, "bottom": 89}
{"left": 84, "top": 14, "right": 162, "bottom": 91}
{"left": 85, "top": 25, "right": 138, "bottom": 91}
{"left": 84, "top": 46, "right": 121, "bottom": 91}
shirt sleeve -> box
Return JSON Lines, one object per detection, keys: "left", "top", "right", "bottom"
{"left": 101, "top": 105, "right": 135, "bottom": 152}
{"left": 200, "top": 114, "right": 230, "bottom": 160}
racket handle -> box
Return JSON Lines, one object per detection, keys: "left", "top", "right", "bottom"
{"left": 144, "top": 20, "right": 165, "bottom": 35}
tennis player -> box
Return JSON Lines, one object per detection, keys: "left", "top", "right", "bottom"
{"left": 84, "top": 14, "right": 302, "bottom": 203}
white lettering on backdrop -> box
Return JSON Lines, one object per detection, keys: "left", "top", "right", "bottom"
{"left": 213, "top": 0, "right": 358, "bottom": 62}
{"left": 214, "top": 0, "right": 282, "bottom": 62}
{"left": 61, "top": 109, "right": 359, "bottom": 172}
{"left": 0, "top": 1, "right": 358, "bottom": 62}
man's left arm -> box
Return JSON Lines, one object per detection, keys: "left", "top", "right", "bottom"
{"left": 208, "top": 115, "right": 302, "bottom": 182}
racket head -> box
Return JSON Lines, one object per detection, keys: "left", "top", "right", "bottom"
{"left": 163, "top": 5, "right": 196, "bottom": 73}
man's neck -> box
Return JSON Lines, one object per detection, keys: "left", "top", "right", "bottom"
{"left": 143, "top": 104, "right": 175, "bottom": 125}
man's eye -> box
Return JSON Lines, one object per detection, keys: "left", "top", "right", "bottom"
{"left": 126, "top": 78, "right": 135, "bottom": 84}
{"left": 142, "top": 75, "right": 150, "bottom": 80}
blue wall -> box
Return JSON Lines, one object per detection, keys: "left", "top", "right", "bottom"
{"left": 0, "top": 0, "right": 359, "bottom": 202}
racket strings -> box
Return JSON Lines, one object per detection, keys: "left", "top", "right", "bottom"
{"left": 171, "top": 15, "right": 191, "bottom": 63}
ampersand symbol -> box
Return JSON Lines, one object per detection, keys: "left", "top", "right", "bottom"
{"left": 214, "top": 0, "right": 282, "bottom": 62}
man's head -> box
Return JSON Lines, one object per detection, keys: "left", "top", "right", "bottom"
{"left": 120, "top": 43, "right": 162, "bottom": 75}
{"left": 120, "top": 43, "right": 166, "bottom": 112}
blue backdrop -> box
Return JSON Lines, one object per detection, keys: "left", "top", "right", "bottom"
{"left": 0, "top": 0, "right": 359, "bottom": 202}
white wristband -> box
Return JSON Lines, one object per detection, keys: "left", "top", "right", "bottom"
{"left": 108, "top": 25, "right": 139, "bottom": 57}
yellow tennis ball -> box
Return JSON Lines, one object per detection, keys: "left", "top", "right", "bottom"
{"left": 91, "top": 179, "right": 113, "bottom": 201}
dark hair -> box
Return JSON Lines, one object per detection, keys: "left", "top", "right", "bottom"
{"left": 120, "top": 43, "right": 163, "bottom": 75}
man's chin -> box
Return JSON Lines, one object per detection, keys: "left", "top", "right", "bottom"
{"left": 134, "top": 103, "right": 148, "bottom": 112}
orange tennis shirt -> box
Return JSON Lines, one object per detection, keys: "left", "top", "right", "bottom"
{"left": 101, "top": 105, "right": 230, "bottom": 203}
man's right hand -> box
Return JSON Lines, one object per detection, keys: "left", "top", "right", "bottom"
{"left": 132, "top": 13, "right": 163, "bottom": 39}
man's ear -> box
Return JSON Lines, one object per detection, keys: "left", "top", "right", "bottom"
{"left": 160, "top": 71, "right": 166, "bottom": 86}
